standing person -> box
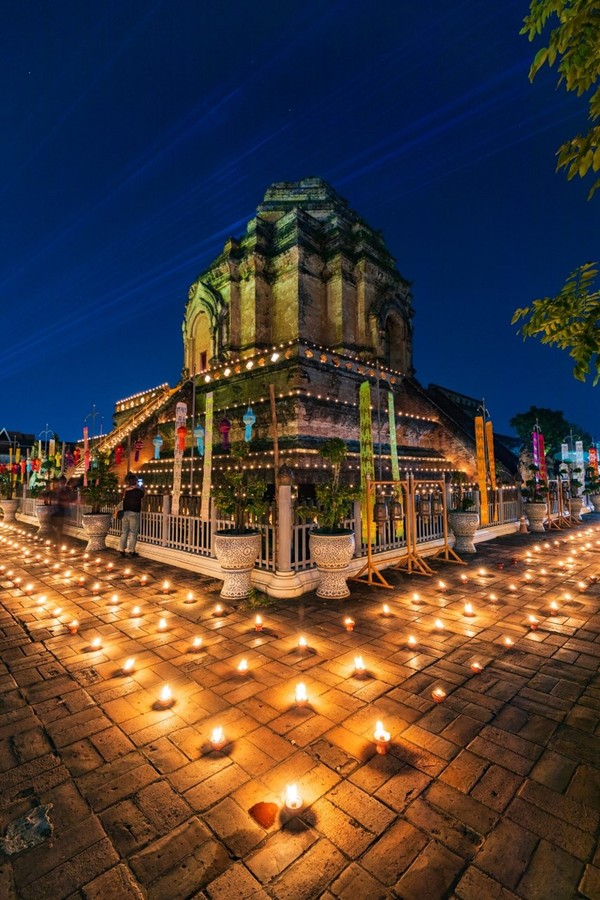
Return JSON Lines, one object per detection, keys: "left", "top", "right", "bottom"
{"left": 119, "top": 473, "right": 145, "bottom": 558}
{"left": 52, "top": 475, "right": 74, "bottom": 541}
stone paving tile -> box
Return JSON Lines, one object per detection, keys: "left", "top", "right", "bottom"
{"left": 1, "top": 520, "right": 600, "bottom": 898}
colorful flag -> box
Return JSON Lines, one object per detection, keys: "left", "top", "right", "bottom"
{"left": 201, "top": 393, "right": 214, "bottom": 520}
{"left": 474, "top": 416, "right": 489, "bottom": 526}
{"left": 359, "top": 381, "right": 376, "bottom": 544}
{"left": 172, "top": 402, "right": 187, "bottom": 516}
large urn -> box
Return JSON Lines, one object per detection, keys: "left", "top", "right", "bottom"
{"left": 214, "top": 530, "right": 262, "bottom": 599}
{"left": 448, "top": 510, "right": 480, "bottom": 554}
{"left": 524, "top": 502, "right": 547, "bottom": 534}
{"left": 82, "top": 513, "right": 112, "bottom": 551}
{"left": 0, "top": 499, "right": 19, "bottom": 524}
{"left": 309, "top": 529, "right": 355, "bottom": 599}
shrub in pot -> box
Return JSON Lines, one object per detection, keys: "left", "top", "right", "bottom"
{"left": 585, "top": 467, "right": 600, "bottom": 513}
{"left": 521, "top": 467, "right": 549, "bottom": 533}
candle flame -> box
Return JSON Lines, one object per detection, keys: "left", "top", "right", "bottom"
{"left": 237, "top": 659, "right": 248, "bottom": 673}
{"left": 159, "top": 684, "right": 172, "bottom": 704}
{"left": 122, "top": 657, "right": 135, "bottom": 672}
{"left": 211, "top": 726, "right": 224, "bottom": 744}
{"left": 354, "top": 655, "right": 366, "bottom": 671}
{"left": 374, "top": 720, "right": 390, "bottom": 742}
{"left": 295, "top": 682, "right": 308, "bottom": 703}
{"left": 285, "top": 783, "right": 302, "bottom": 809}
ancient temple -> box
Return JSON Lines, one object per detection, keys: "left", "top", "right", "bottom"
{"left": 96, "top": 178, "right": 516, "bottom": 492}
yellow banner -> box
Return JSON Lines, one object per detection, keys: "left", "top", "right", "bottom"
{"left": 387, "top": 392, "right": 403, "bottom": 537}
{"left": 359, "top": 381, "right": 376, "bottom": 544}
{"left": 474, "top": 416, "right": 489, "bottom": 526}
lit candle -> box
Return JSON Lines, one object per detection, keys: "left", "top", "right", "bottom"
{"left": 407, "top": 634, "right": 417, "bottom": 648}
{"left": 373, "top": 720, "right": 391, "bottom": 754}
{"left": 91, "top": 582, "right": 101, "bottom": 594}
{"left": 122, "top": 657, "right": 135, "bottom": 674}
{"left": 37, "top": 594, "right": 47, "bottom": 606}
{"left": 432, "top": 687, "right": 447, "bottom": 703}
{"left": 285, "top": 783, "right": 302, "bottom": 811}
{"left": 503, "top": 636, "right": 514, "bottom": 648}
{"left": 210, "top": 726, "right": 226, "bottom": 751}
{"left": 478, "top": 567, "right": 487, "bottom": 577}
{"left": 437, "top": 580, "right": 446, "bottom": 591}
{"left": 540, "top": 568, "right": 547, "bottom": 575}
{"left": 140, "top": 575, "right": 148, "bottom": 586}
{"left": 158, "top": 618, "right": 168, "bottom": 631}
{"left": 68, "top": 619, "right": 79, "bottom": 634}
{"left": 470, "top": 661, "right": 483, "bottom": 674}
{"left": 254, "top": 614, "right": 263, "bottom": 632}
{"left": 412, "top": 592, "right": 420, "bottom": 604}
{"left": 524, "top": 573, "right": 532, "bottom": 582}
{"left": 109, "top": 593, "right": 119, "bottom": 605}
{"left": 106, "top": 562, "right": 114, "bottom": 572}
{"left": 382, "top": 603, "right": 391, "bottom": 616}
{"left": 354, "top": 655, "right": 366, "bottom": 675}
{"left": 295, "top": 682, "right": 308, "bottom": 706}
{"left": 549, "top": 600, "right": 559, "bottom": 613}
{"left": 24, "top": 583, "right": 34, "bottom": 594}
{"left": 563, "top": 592, "right": 572, "bottom": 601}
{"left": 132, "top": 606, "right": 141, "bottom": 616}
{"left": 53, "top": 607, "right": 62, "bottom": 617}
{"left": 90, "top": 636, "right": 102, "bottom": 650}
{"left": 298, "top": 635, "right": 307, "bottom": 650}
{"left": 157, "top": 684, "right": 173, "bottom": 708}
{"left": 528, "top": 615, "right": 539, "bottom": 630}
{"left": 161, "top": 580, "right": 171, "bottom": 594}
{"left": 344, "top": 616, "right": 355, "bottom": 632}
{"left": 489, "top": 592, "right": 497, "bottom": 602}
{"left": 509, "top": 583, "right": 517, "bottom": 592}
{"left": 578, "top": 581, "right": 587, "bottom": 593}
{"left": 460, "top": 574, "right": 468, "bottom": 583}
{"left": 214, "top": 603, "right": 223, "bottom": 616}
{"left": 463, "top": 602, "right": 475, "bottom": 617}
{"left": 434, "top": 619, "right": 444, "bottom": 630}
{"left": 123, "top": 567, "right": 131, "bottom": 577}
{"left": 185, "top": 591, "right": 195, "bottom": 604}
{"left": 237, "top": 658, "right": 249, "bottom": 674}
{"left": 192, "top": 636, "right": 203, "bottom": 651}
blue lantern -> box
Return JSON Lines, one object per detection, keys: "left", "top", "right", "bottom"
{"left": 243, "top": 406, "right": 256, "bottom": 442}
{"left": 152, "top": 433, "right": 163, "bottom": 460}
{"left": 194, "top": 424, "right": 205, "bottom": 456}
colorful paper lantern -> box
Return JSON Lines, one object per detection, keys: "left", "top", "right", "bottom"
{"left": 176, "top": 426, "right": 187, "bottom": 452}
{"left": 115, "top": 445, "right": 123, "bottom": 465}
{"left": 194, "top": 424, "right": 205, "bottom": 456}
{"left": 243, "top": 407, "right": 256, "bottom": 442}
{"left": 219, "top": 418, "right": 231, "bottom": 451}
{"left": 134, "top": 439, "right": 143, "bottom": 461}
{"left": 153, "top": 434, "right": 163, "bottom": 459}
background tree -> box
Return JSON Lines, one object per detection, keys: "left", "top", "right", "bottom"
{"left": 510, "top": 406, "right": 592, "bottom": 457}
{"left": 514, "top": 2, "right": 600, "bottom": 381}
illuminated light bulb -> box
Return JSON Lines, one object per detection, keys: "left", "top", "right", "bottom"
{"left": 158, "top": 618, "right": 168, "bottom": 631}
{"left": 68, "top": 619, "right": 79, "bottom": 634}
{"left": 90, "top": 636, "right": 102, "bottom": 650}
{"left": 192, "top": 636, "right": 203, "bottom": 650}
{"left": 285, "top": 783, "right": 302, "bottom": 810}
{"left": 122, "top": 657, "right": 135, "bottom": 674}
{"left": 237, "top": 659, "right": 249, "bottom": 674}
{"left": 344, "top": 617, "right": 355, "bottom": 632}
{"left": 157, "top": 684, "right": 173, "bottom": 707}
{"left": 295, "top": 682, "right": 308, "bottom": 706}
{"left": 407, "top": 634, "right": 417, "bottom": 647}
{"left": 298, "top": 635, "right": 307, "bottom": 650}
{"left": 374, "top": 720, "right": 391, "bottom": 754}
{"left": 528, "top": 615, "right": 539, "bottom": 630}
{"left": 503, "top": 636, "right": 514, "bottom": 648}
{"left": 254, "top": 614, "right": 263, "bottom": 632}
{"left": 434, "top": 619, "right": 444, "bottom": 631}
{"left": 470, "top": 661, "right": 483, "bottom": 674}
{"left": 463, "top": 602, "right": 475, "bottom": 617}
{"left": 210, "top": 726, "right": 226, "bottom": 751}
{"left": 432, "top": 688, "right": 447, "bottom": 703}
{"left": 354, "top": 655, "right": 366, "bottom": 675}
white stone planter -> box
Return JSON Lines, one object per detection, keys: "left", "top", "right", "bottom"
{"left": 214, "top": 530, "right": 261, "bottom": 599}
{"left": 524, "top": 502, "right": 547, "bottom": 533}
{"left": 568, "top": 497, "right": 584, "bottom": 521}
{"left": 590, "top": 495, "right": 600, "bottom": 513}
{"left": 448, "top": 511, "right": 480, "bottom": 554}
{"left": 0, "top": 498, "right": 19, "bottom": 523}
{"left": 82, "top": 513, "right": 112, "bottom": 551}
{"left": 35, "top": 504, "right": 55, "bottom": 538}
{"left": 309, "top": 529, "right": 355, "bottom": 599}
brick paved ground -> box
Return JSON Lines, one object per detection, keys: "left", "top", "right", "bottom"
{"left": 0, "top": 519, "right": 599, "bottom": 900}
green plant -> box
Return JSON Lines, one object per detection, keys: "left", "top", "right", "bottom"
{"left": 82, "top": 453, "right": 119, "bottom": 514}
{"left": 560, "top": 462, "right": 583, "bottom": 493}
{"left": 297, "top": 438, "right": 360, "bottom": 532}
{"left": 585, "top": 466, "right": 600, "bottom": 494}
{"left": 521, "top": 466, "right": 549, "bottom": 503}
{"left": 0, "top": 471, "right": 18, "bottom": 500}
{"left": 212, "top": 442, "right": 268, "bottom": 533}
{"left": 450, "top": 471, "right": 475, "bottom": 512}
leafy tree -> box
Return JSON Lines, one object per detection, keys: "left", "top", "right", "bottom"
{"left": 512, "top": 262, "right": 600, "bottom": 383}
{"left": 521, "top": 0, "right": 600, "bottom": 199}
{"left": 510, "top": 406, "right": 592, "bottom": 456}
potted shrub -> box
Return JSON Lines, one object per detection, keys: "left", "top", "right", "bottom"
{"left": 0, "top": 470, "right": 20, "bottom": 523}
{"left": 561, "top": 463, "right": 584, "bottom": 521}
{"left": 211, "top": 442, "right": 268, "bottom": 599}
{"left": 297, "top": 438, "right": 360, "bottom": 599}
{"left": 447, "top": 471, "right": 480, "bottom": 553}
{"left": 81, "top": 454, "right": 119, "bottom": 550}
{"left": 521, "top": 467, "right": 549, "bottom": 533}
{"left": 585, "top": 467, "right": 600, "bottom": 513}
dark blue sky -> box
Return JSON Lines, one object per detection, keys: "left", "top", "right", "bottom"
{"left": 2, "top": 0, "right": 598, "bottom": 443}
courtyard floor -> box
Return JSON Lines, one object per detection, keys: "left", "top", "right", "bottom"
{"left": 0, "top": 518, "right": 599, "bottom": 900}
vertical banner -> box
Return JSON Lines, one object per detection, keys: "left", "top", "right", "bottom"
{"left": 474, "top": 416, "right": 489, "bottom": 526}
{"left": 171, "top": 402, "right": 187, "bottom": 516}
{"left": 485, "top": 419, "right": 498, "bottom": 522}
{"left": 575, "top": 440, "right": 584, "bottom": 496}
{"left": 200, "top": 393, "right": 214, "bottom": 520}
{"left": 49, "top": 438, "right": 56, "bottom": 458}
{"left": 83, "top": 426, "right": 89, "bottom": 487}
{"left": 589, "top": 446, "right": 599, "bottom": 474}
{"left": 387, "top": 392, "right": 403, "bottom": 537}
{"left": 359, "top": 381, "right": 376, "bottom": 544}
{"left": 532, "top": 430, "right": 541, "bottom": 471}
{"left": 561, "top": 443, "right": 569, "bottom": 462}
{"left": 538, "top": 433, "right": 548, "bottom": 480}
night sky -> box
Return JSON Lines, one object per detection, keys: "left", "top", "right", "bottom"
{"left": 2, "top": 0, "right": 598, "bottom": 445}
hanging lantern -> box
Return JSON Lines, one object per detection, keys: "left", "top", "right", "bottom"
{"left": 152, "top": 434, "right": 163, "bottom": 460}
{"left": 194, "top": 424, "right": 205, "bottom": 456}
{"left": 390, "top": 498, "right": 404, "bottom": 520}
{"left": 243, "top": 407, "right": 256, "bottom": 442}
{"left": 219, "top": 418, "right": 231, "bottom": 451}
{"left": 373, "top": 496, "right": 389, "bottom": 525}
{"left": 433, "top": 493, "right": 444, "bottom": 516}
{"left": 84, "top": 449, "right": 91, "bottom": 471}
{"left": 73, "top": 448, "right": 81, "bottom": 466}
{"left": 176, "top": 426, "right": 187, "bottom": 452}
{"left": 115, "top": 445, "right": 123, "bottom": 465}
{"left": 134, "top": 439, "right": 143, "bottom": 461}
{"left": 420, "top": 497, "right": 432, "bottom": 517}
{"left": 20, "top": 460, "right": 26, "bottom": 476}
